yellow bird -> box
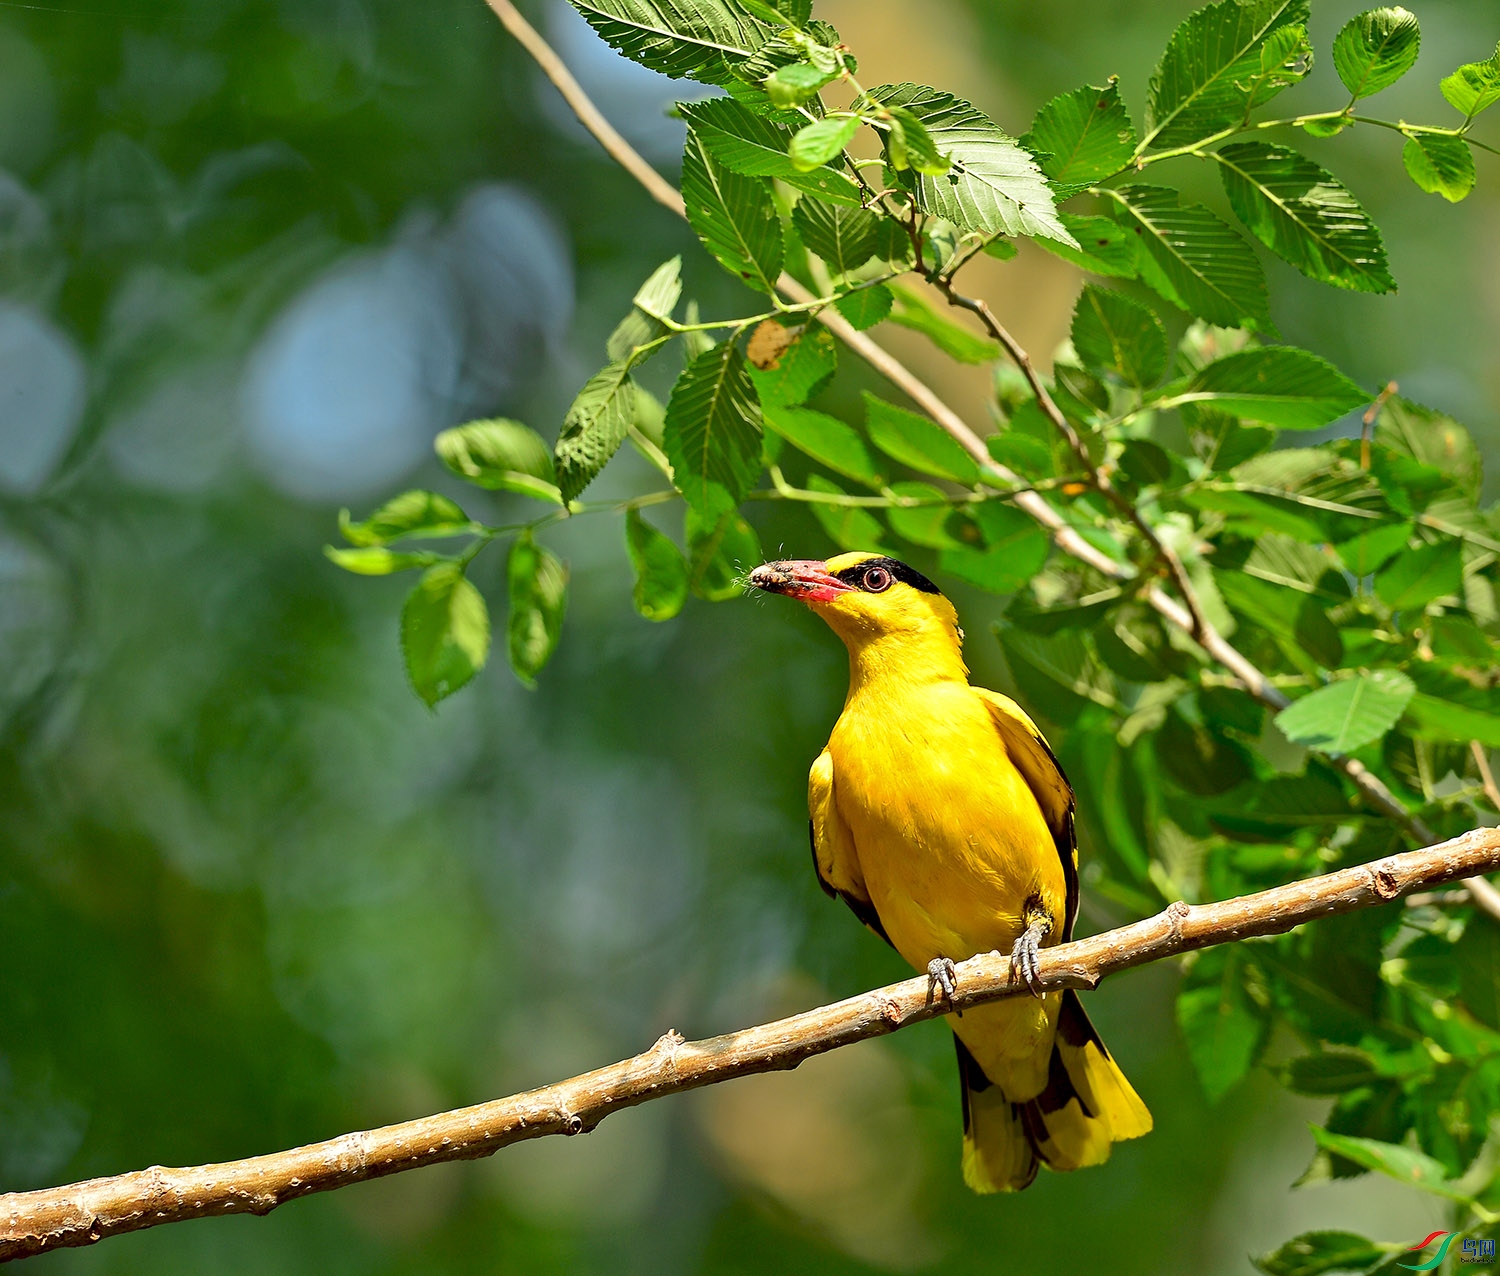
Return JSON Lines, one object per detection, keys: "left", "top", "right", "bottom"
{"left": 749, "top": 551, "right": 1151, "bottom": 1191}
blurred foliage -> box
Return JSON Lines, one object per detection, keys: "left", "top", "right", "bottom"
{"left": 2, "top": 0, "right": 1500, "bottom": 1272}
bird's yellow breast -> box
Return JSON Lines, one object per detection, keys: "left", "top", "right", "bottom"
{"left": 827, "top": 679, "right": 1065, "bottom": 974}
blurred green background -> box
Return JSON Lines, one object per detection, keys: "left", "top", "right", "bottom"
{"left": 1, "top": 0, "right": 1494, "bottom": 1271}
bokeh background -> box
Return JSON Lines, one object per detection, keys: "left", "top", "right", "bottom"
{"left": 2, "top": 0, "right": 1496, "bottom": 1271}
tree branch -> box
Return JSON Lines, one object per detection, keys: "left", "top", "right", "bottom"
{"left": 482, "top": 9, "right": 1500, "bottom": 888}
{"left": 4, "top": 827, "right": 1499, "bottom": 1264}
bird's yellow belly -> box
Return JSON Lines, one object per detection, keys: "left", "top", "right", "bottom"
{"left": 828, "top": 686, "right": 1065, "bottom": 973}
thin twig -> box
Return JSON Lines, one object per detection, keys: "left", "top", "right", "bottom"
{"left": 478, "top": 0, "right": 1500, "bottom": 918}
{"left": 4, "top": 827, "right": 1499, "bottom": 1263}
{"left": 1474, "top": 741, "right": 1500, "bottom": 814}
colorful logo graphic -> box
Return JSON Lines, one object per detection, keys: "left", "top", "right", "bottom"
{"left": 1400, "top": 1232, "right": 1456, "bottom": 1271}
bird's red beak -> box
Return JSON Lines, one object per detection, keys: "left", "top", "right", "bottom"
{"left": 749, "top": 559, "right": 852, "bottom": 604}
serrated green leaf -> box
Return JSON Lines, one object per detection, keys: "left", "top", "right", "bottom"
{"left": 747, "top": 324, "right": 836, "bottom": 407}
{"left": 1274, "top": 670, "right": 1415, "bottom": 754}
{"left": 682, "top": 130, "right": 784, "bottom": 290}
{"left": 834, "top": 284, "right": 893, "bottom": 330}
{"left": 1332, "top": 7, "right": 1421, "bottom": 99}
{"left": 939, "top": 505, "right": 1048, "bottom": 592}
{"left": 1217, "top": 569, "right": 1342, "bottom": 669}
{"left": 436, "top": 419, "right": 562, "bottom": 502}
{"left": 863, "top": 83, "right": 1072, "bottom": 244}
{"left": 1308, "top": 1127, "right": 1469, "bottom": 1201}
{"left": 402, "top": 562, "right": 491, "bottom": 706}
{"left": 885, "top": 282, "right": 1001, "bottom": 365}
{"left": 1022, "top": 80, "right": 1136, "bottom": 187}
{"left": 1401, "top": 133, "right": 1476, "bottom": 202}
{"left": 1102, "top": 185, "right": 1272, "bottom": 332}
{"left": 884, "top": 104, "right": 951, "bottom": 175}
{"left": 763, "top": 402, "right": 883, "bottom": 485}
{"left": 663, "top": 340, "right": 764, "bottom": 514}
{"left": 1035, "top": 213, "right": 1139, "bottom": 278}
{"left": 677, "top": 100, "right": 864, "bottom": 203}
{"left": 788, "top": 114, "right": 861, "bottom": 170}
{"left": 1376, "top": 397, "right": 1482, "bottom": 500}
{"left": 325, "top": 546, "right": 442, "bottom": 575}
{"left": 555, "top": 363, "right": 638, "bottom": 504}
{"left": 791, "top": 200, "right": 879, "bottom": 274}
{"left": 567, "top": 0, "right": 775, "bottom": 82}
{"left": 1070, "top": 285, "right": 1168, "bottom": 387}
{"left": 1279, "top": 1051, "right": 1379, "bottom": 1096}
{"left": 1144, "top": 0, "right": 1309, "bottom": 148}
{"left": 1242, "top": 23, "right": 1313, "bottom": 111}
{"left": 987, "top": 428, "right": 1055, "bottom": 477}
{"left": 886, "top": 481, "right": 961, "bottom": 548}
{"left": 506, "top": 534, "right": 567, "bottom": 687}
{"left": 1441, "top": 41, "right": 1500, "bottom": 119}
{"left": 864, "top": 392, "right": 980, "bottom": 483}
{"left": 607, "top": 257, "right": 683, "bottom": 362}
{"left": 685, "top": 502, "right": 760, "bottom": 600}
{"left": 1333, "top": 521, "right": 1412, "bottom": 575}
{"left": 1178, "top": 946, "right": 1267, "bottom": 1101}
{"left": 1163, "top": 347, "right": 1365, "bottom": 429}
{"left": 339, "top": 490, "right": 470, "bottom": 546}
{"left": 765, "top": 60, "right": 836, "bottom": 108}
{"left": 1252, "top": 1230, "right": 1386, "bottom": 1276}
{"left": 1374, "top": 539, "right": 1463, "bottom": 610}
{"left": 805, "top": 473, "right": 886, "bottom": 550}
{"left": 1404, "top": 665, "right": 1500, "bottom": 748}
{"left": 624, "top": 508, "right": 688, "bottom": 621}
{"left": 1214, "top": 142, "right": 1394, "bottom": 293}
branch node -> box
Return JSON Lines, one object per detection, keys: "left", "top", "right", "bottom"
{"left": 1373, "top": 866, "right": 1401, "bottom": 900}
{"left": 565, "top": 1114, "right": 584, "bottom": 1136}
{"left": 881, "top": 998, "right": 902, "bottom": 1025}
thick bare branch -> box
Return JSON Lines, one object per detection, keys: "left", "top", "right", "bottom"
{"left": 4, "top": 827, "right": 1499, "bottom": 1264}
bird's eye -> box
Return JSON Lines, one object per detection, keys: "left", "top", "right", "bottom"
{"left": 862, "top": 565, "right": 892, "bottom": 593}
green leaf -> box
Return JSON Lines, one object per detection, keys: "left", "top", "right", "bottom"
{"left": 1070, "top": 285, "right": 1168, "bottom": 387}
{"left": 555, "top": 363, "right": 638, "bottom": 504}
{"left": 1333, "top": 521, "right": 1412, "bottom": 576}
{"left": 1332, "top": 7, "right": 1421, "bottom": 99}
{"left": 883, "top": 104, "right": 951, "bottom": 175}
{"left": 607, "top": 257, "right": 683, "bottom": 362}
{"left": 987, "top": 429, "right": 1055, "bottom": 478}
{"left": 791, "top": 200, "right": 879, "bottom": 275}
{"left": 685, "top": 502, "right": 760, "bottom": 600}
{"left": 567, "top": 0, "right": 775, "bottom": 83}
{"left": 886, "top": 481, "right": 961, "bottom": 548}
{"left": 1164, "top": 347, "right": 1365, "bottom": 429}
{"left": 864, "top": 392, "right": 980, "bottom": 483}
{"left": 1308, "top": 1127, "right": 1469, "bottom": 1201}
{"left": 402, "top": 562, "right": 491, "bottom": 706}
{"left": 1404, "top": 665, "right": 1500, "bottom": 749}
{"left": 1374, "top": 539, "right": 1463, "bottom": 610}
{"left": 939, "top": 505, "right": 1049, "bottom": 592}
{"left": 885, "top": 282, "right": 1001, "bottom": 365}
{"left": 1401, "top": 133, "right": 1476, "bottom": 202}
{"left": 325, "top": 546, "right": 441, "bottom": 575}
{"left": 765, "top": 60, "right": 836, "bottom": 108}
{"left": 680, "top": 98, "right": 865, "bottom": 202}
{"left": 663, "top": 340, "right": 765, "bottom": 515}
{"left": 788, "top": 114, "right": 861, "bottom": 171}
{"left": 1178, "top": 947, "right": 1267, "bottom": 1101}
{"left": 1144, "top": 0, "right": 1310, "bottom": 148}
{"left": 1102, "top": 185, "right": 1272, "bottom": 332}
{"left": 805, "top": 474, "right": 886, "bottom": 550}
{"left": 1214, "top": 142, "right": 1393, "bottom": 293}
{"left": 1274, "top": 671, "right": 1415, "bottom": 754}
{"left": 1456, "top": 917, "right": 1500, "bottom": 1034}
{"left": 436, "top": 419, "right": 562, "bottom": 503}
{"left": 1241, "top": 23, "right": 1313, "bottom": 111}
{"left": 506, "top": 534, "right": 567, "bottom": 687}
{"left": 1253, "top": 1231, "right": 1386, "bottom": 1276}
{"left": 834, "top": 284, "right": 893, "bottom": 330}
{"left": 1035, "top": 213, "right": 1139, "bottom": 279}
{"left": 862, "top": 83, "right": 1072, "bottom": 244}
{"left": 747, "top": 324, "right": 836, "bottom": 407}
{"left": 1279, "top": 1051, "right": 1380, "bottom": 1096}
{"left": 1440, "top": 41, "right": 1500, "bottom": 119}
{"left": 682, "top": 130, "right": 784, "bottom": 291}
{"left": 624, "top": 509, "right": 688, "bottom": 621}
{"left": 1023, "top": 80, "right": 1137, "bottom": 187}
{"left": 763, "top": 402, "right": 883, "bottom": 485}
{"left": 1217, "top": 569, "right": 1342, "bottom": 669}
{"left": 339, "top": 490, "right": 470, "bottom": 546}
{"left": 1376, "top": 397, "right": 1482, "bottom": 500}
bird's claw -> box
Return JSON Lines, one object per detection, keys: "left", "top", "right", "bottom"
{"left": 926, "top": 956, "right": 958, "bottom": 1005}
{"left": 1010, "top": 924, "right": 1046, "bottom": 998}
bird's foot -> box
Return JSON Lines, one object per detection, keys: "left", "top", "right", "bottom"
{"left": 926, "top": 956, "right": 958, "bottom": 1007}
{"left": 1010, "top": 903, "right": 1053, "bottom": 999}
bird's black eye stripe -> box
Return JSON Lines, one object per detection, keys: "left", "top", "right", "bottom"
{"left": 832, "top": 556, "right": 940, "bottom": 594}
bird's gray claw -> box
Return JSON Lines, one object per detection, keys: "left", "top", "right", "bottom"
{"left": 926, "top": 956, "right": 958, "bottom": 1004}
{"left": 1010, "top": 927, "right": 1045, "bottom": 998}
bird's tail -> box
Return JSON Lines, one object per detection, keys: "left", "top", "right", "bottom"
{"left": 957, "top": 990, "right": 1152, "bottom": 1193}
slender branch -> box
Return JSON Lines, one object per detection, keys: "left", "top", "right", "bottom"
{"left": 478, "top": 0, "right": 1500, "bottom": 913}
{"left": 4, "top": 827, "right": 1498, "bottom": 1264}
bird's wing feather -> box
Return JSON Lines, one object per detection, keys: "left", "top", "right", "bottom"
{"left": 973, "top": 689, "right": 1080, "bottom": 939}
{"left": 808, "top": 749, "right": 892, "bottom": 946}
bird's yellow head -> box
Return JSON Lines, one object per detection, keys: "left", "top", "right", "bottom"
{"left": 749, "top": 552, "right": 965, "bottom": 675}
